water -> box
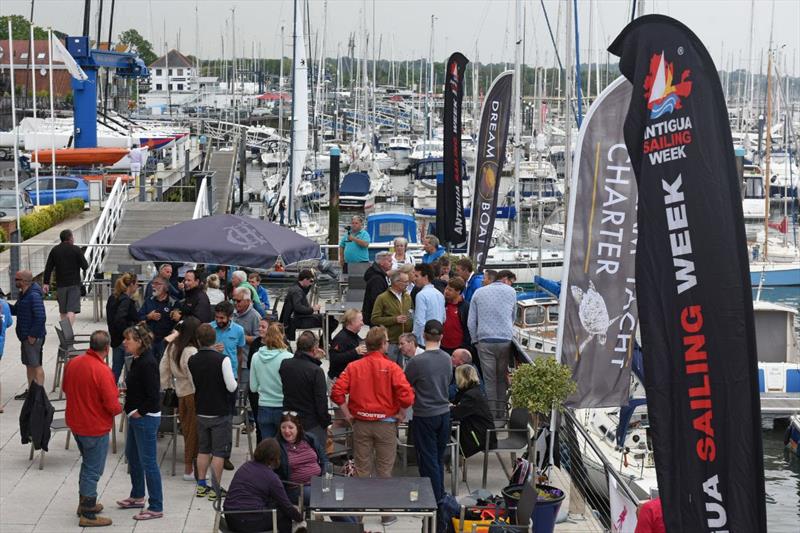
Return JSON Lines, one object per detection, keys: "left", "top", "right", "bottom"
{"left": 756, "top": 285, "right": 800, "bottom": 532}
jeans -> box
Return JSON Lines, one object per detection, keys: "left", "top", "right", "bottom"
{"left": 126, "top": 415, "right": 164, "bottom": 512}
{"left": 411, "top": 412, "right": 451, "bottom": 503}
{"left": 257, "top": 406, "right": 283, "bottom": 440}
{"left": 111, "top": 345, "right": 125, "bottom": 382}
{"left": 74, "top": 434, "right": 109, "bottom": 498}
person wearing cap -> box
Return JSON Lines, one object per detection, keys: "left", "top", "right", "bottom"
{"left": 403, "top": 320, "right": 452, "bottom": 503}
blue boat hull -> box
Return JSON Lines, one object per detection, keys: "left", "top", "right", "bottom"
{"left": 749, "top": 265, "right": 800, "bottom": 286}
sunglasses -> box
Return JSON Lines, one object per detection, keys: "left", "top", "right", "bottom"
{"left": 282, "top": 411, "right": 298, "bottom": 416}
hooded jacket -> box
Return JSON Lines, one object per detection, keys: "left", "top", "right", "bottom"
{"left": 11, "top": 282, "right": 46, "bottom": 340}
{"left": 250, "top": 345, "right": 293, "bottom": 407}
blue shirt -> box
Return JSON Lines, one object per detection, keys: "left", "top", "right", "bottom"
{"left": 0, "top": 299, "right": 13, "bottom": 358}
{"left": 339, "top": 229, "right": 371, "bottom": 263}
{"left": 468, "top": 282, "right": 517, "bottom": 342}
{"left": 422, "top": 245, "right": 446, "bottom": 264}
{"left": 413, "top": 283, "right": 445, "bottom": 346}
{"left": 463, "top": 273, "right": 484, "bottom": 304}
{"left": 255, "top": 285, "right": 270, "bottom": 310}
{"left": 210, "top": 320, "right": 246, "bottom": 371}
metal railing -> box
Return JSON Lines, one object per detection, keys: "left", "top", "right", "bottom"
{"left": 83, "top": 177, "right": 127, "bottom": 291}
{"left": 193, "top": 176, "right": 211, "bottom": 219}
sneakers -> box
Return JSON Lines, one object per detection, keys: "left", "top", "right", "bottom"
{"left": 381, "top": 515, "right": 398, "bottom": 526}
{"left": 223, "top": 459, "right": 235, "bottom": 471}
{"left": 14, "top": 389, "right": 28, "bottom": 401}
{"left": 195, "top": 485, "right": 211, "bottom": 498}
{"left": 182, "top": 473, "right": 196, "bottom": 482}
{"left": 207, "top": 487, "right": 227, "bottom": 501}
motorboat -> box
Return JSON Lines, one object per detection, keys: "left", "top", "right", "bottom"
{"left": 409, "top": 140, "right": 444, "bottom": 168}
{"left": 387, "top": 136, "right": 413, "bottom": 168}
{"left": 308, "top": 142, "right": 351, "bottom": 172}
{"left": 339, "top": 171, "right": 375, "bottom": 210}
{"left": 741, "top": 164, "right": 767, "bottom": 222}
{"left": 787, "top": 415, "right": 800, "bottom": 457}
{"left": 411, "top": 157, "right": 471, "bottom": 214}
{"left": 30, "top": 147, "right": 130, "bottom": 167}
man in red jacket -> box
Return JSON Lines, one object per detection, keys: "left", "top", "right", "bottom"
{"left": 63, "top": 331, "right": 122, "bottom": 527}
{"left": 331, "top": 325, "right": 414, "bottom": 526}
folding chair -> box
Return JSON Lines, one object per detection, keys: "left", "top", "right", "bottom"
{"left": 159, "top": 390, "right": 180, "bottom": 476}
{"left": 53, "top": 323, "right": 89, "bottom": 397}
{"left": 29, "top": 408, "right": 72, "bottom": 470}
{"left": 232, "top": 371, "right": 254, "bottom": 460}
{"left": 482, "top": 408, "right": 532, "bottom": 489}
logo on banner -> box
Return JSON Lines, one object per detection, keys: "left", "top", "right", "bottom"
{"left": 644, "top": 51, "right": 692, "bottom": 119}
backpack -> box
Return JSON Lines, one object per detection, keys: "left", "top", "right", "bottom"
{"left": 509, "top": 456, "right": 533, "bottom": 485}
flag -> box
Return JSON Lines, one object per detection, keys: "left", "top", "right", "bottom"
{"left": 51, "top": 36, "right": 88, "bottom": 82}
{"left": 767, "top": 216, "right": 787, "bottom": 234}
{"left": 468, "top": 71, "right": 513, "bottom": 270}
{"left": 609, "top": 477, "right": 637, "bottom": 533}
{"left": 439, "top": 52, "right": 469, "bottom": 248}
{"left": 609, "top": 14, "right": 766, "bottom": 533}
{"left": 557, "top": 76, "right": 637, "bottom": 408}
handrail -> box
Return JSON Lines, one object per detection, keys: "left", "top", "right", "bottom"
{"left": 193, "top": 176, "right": 210, "bottom": 219}
{"left": 83, "top": 177, "right": 127, "bottom": 291}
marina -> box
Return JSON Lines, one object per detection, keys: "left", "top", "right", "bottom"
{"left": 0, "top": 1, "right": 799, "bottom": 532}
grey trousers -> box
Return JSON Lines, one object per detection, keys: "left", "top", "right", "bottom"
{"left": 476, "top": 341, "right": 512, "bottom": 413}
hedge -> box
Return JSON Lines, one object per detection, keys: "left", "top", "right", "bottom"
{"left": 20, "top": 198, "right": 85, "bottom": 240}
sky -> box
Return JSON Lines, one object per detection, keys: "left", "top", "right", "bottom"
{"left": 3, "top": 0, "right": 799, "bottom": 73}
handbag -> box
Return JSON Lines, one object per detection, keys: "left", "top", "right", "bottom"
{"left": 162, "top": 388, "right": 179, "bottom": 409}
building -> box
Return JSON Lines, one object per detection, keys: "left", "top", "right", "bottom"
{"left": 149, "top": 50, "right": 197, "bottom": 93}
{"left": 0, "top": 39, "right": 73, "bottom": 97}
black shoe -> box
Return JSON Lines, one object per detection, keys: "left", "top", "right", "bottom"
{"left": 14, "top": 389, "right": 28, "bottom": 400}
{"left": 224, "top": 459, "right": 234, "bottom": 471}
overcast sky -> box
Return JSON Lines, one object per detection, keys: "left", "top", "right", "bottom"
{"left": 3, "top": 0, "right": 799, "bottom": 72}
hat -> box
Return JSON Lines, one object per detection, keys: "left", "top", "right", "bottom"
{"left": 424, "top": 319, "right": 443, "bottom": 336}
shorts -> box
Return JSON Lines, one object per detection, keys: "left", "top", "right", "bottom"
{"left": 196, "top": 415, "right": 232, "bottom": 458}
{"left": 56, "top": 285, "right": 81, "bottom": 314}
{"left": 21, "top": 337, "right": 44, "bottom": 367}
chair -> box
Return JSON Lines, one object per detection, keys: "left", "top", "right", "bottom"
{"left": 210, "top": 469, "right": 278, "bottom": 533}
{"left": 29, "top": 409, "right": 71, "bottom": 470}
{"left": 343, "top": 262, "right": 369, "bottom": 309}
{"left": 232, "top": 371, "right": 254, "bottom": 460}
{"left": 397, "top": 421, "right": 461, "bottom": 494}
{"left": 158, "top": 392, "right": 180, "bottom": 476}
{"left": 482, "top": 408, "right": 532, "bottom": 489}
{"left": 307, "top": 522, "right": 364, "bottom": 533}
{"left": 52, "top": 322, "right": 90, "bottom": 397}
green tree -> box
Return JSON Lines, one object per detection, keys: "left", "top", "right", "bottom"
{"left": 118, "top": 29, "right": 157, "bottom": 66}
{"left": 0, "top": 15, "right": 49, "bottom": 40}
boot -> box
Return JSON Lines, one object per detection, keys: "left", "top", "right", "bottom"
{"left": 78, "top": 496, "right": 112, "bottom": 527}
{"left": 77, "top": 496, "right": 105, "bottom": 516}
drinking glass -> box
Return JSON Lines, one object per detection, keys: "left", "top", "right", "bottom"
{"left": 322, "top": 463, "right": 333, "bottom": 493}
{"left": 409, "top": 481, "right": 419, "bottom": 502}
{"left": 334, "top": 481, "right": 345, "bottom": 501}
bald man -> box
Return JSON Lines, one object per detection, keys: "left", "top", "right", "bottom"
{"left": 449, "top": 348, "right": 483, "bottom": 402}
{"left": 10, "top": 270, "right": 47, "bottom": 395}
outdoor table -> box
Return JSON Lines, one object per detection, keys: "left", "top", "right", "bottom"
{"left": 308, "top": 476, "right": 437, "bottom": 532}
{"left": 322, "top": 301, "right": 349, "bottom": 353}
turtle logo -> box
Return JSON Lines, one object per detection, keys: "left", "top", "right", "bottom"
{"left": 570, "top": 280, "right": 621, "bottom": 353}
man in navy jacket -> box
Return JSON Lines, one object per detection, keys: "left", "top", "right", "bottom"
{"left": 11, "top": 270, "right": 47, "bottom": 397}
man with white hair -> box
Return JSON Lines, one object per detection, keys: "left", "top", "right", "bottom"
{"left": 232, "top": 287, "right": 260, "bottom": 345}
{"left": 231, "top": 270, "right": 266, "bottom": 318}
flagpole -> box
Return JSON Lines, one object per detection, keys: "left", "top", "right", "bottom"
{"left": 30, "top": 24, "right": 41, "bottom": 207}
{"left": 9, "top": 21, "right": 22, "bottom": 235}
{"left": 48, "top": 30, "right": 57, "bottom": 199}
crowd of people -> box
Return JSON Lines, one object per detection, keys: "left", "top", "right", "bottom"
{"left": 2, "top": 219, "right": 527, "bottom": 532}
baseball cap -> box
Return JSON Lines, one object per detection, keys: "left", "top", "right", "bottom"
{"left": 424, "top": 319, "right": 443, "bottom": 336}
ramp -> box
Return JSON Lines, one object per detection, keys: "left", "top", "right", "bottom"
{"left": 207, "top": 149, "right": 237, "bottom": 215}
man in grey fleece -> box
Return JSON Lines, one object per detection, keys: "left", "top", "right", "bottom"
{"left": 404, "top": 319, "right": 452, "bottom": 503}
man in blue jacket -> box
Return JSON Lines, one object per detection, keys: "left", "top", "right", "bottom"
{"left": 11, "top": 270, "right": 47, "bottom": 398}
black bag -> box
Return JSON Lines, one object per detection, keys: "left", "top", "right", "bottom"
{"left": 162, "top": 388, "right": 179, "bottom": 409}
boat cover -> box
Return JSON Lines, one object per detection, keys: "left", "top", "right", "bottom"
{"left": 339, "top": 172, "right": 370, "bottom": 196}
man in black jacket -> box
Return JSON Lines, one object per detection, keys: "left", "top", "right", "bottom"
{"left": 42, "top": 229, "right": 88, "bottom": 324}
{"left": 328, "top": 309, "right": 366, "bottom": 380}
{"left": 279, "top": 269, "right": 336, "bottom": 341}
{"left": 172, "top": 270, "right": 212, "bottom": 324}
{"left": 362, "top": 252, "right": 391, "bottom": 326}
{"left": 187, "top": 324, "right": 238, "bottom": 498}
{"left": 279, "top": 331, "right": 331, "bottom": 450}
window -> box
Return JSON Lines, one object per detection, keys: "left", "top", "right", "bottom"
{"left": 56, "top": 178, "right": 78, "bottom": 190}
{"left": 377, "top": 222, "right": 405, "bottom": 239}
{"left": 155, "top": 69, "right": 162, "bottom": 76}
{"left": 168, "top": 68, "right": 173, "bottom": 76}
{"left": 177, "top": 68, "right": 183, "bottom": 76}
{"left": 177, "top": 84, "right": 184, "bottom": 91}
{"left": 37, "top": 52, "right": 46, "bottom": 60}
{"left": 155, "top": 84, "right": 162, "bottom": 90}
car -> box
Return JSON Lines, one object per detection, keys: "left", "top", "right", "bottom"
{"left": 19, "top": 176, "right": 90, "bottom": 205}
{"left": 0, "top": 190, "right": 35, "bottom": 217}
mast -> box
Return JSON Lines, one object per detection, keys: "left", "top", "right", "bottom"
{"left": 563, "top": 0, "right": 573, "bottom": 202}
{"left": 288, "top": 0, "right": 309, "bottom": 225}
{"left": 512, "top": 0, "right": 522, "bottom": 246}
{"left": 279, "top": 24, "right": 285, "bottom": 140}
{"left": 763, "top": 49, "right": 773, "bottom": 260}
{"left": 427, "top": 15, "right": 435, "bottom": 141}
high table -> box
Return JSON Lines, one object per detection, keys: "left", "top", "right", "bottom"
{"left": 322, "top": 301, "right": 349, "bottom": 353}
{"left": 308, "top": 476, "right": 437, "bottom": 532}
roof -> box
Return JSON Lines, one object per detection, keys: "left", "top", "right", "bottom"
{"left": 149, "top": 49, "right": 194, "bottom": 69}
{"left": 0, "top": 39, "right": 66, "bottom": 66}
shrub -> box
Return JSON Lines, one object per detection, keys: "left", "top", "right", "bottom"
{"left": 19, "top": 199, "right": 85, "bottom": 240}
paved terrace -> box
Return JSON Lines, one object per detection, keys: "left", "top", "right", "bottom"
{"left": 0, "top": 300, "right": 602, "bottom": 532}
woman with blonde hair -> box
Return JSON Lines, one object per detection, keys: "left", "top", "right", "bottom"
{"left": 250, "top": 323, "right": 294, "bottom": 438}
{"left": 160, "top": 316, "right": 201, "bottom": 480}
{"left": 106, "top": 273, "right": 139, "bottom": 381}
{"left": 451, "top": 364, "right": 496, "bottom": 457}
{"left": 391, "top": 237, "right": 415, "bottom": 270}
{"left": 205, "top": 274, "right": 226, "bottom": 305}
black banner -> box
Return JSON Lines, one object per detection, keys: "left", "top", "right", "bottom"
{"left": 468, "top": 71, "right": 513, "bottom": 270}
{"left": 439, "top": 52, "right": 469, "bottom": 248}
{"left": 609, "top": 15, "right": 766, "bottom": 533}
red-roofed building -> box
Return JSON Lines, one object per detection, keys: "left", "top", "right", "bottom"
{"left": 0, "top": 39, "right": 74, "bottom": 97}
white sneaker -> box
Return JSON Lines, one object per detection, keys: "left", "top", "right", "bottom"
{"left": 183, "top": 473, "right": 196, "bottom": 482}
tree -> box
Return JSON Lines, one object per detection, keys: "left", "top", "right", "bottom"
{"left": 118, "top": 29, "right": 157, "bottom": 66}
{"left": 0, "top": 15, "right": 49, "bottom": 40}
